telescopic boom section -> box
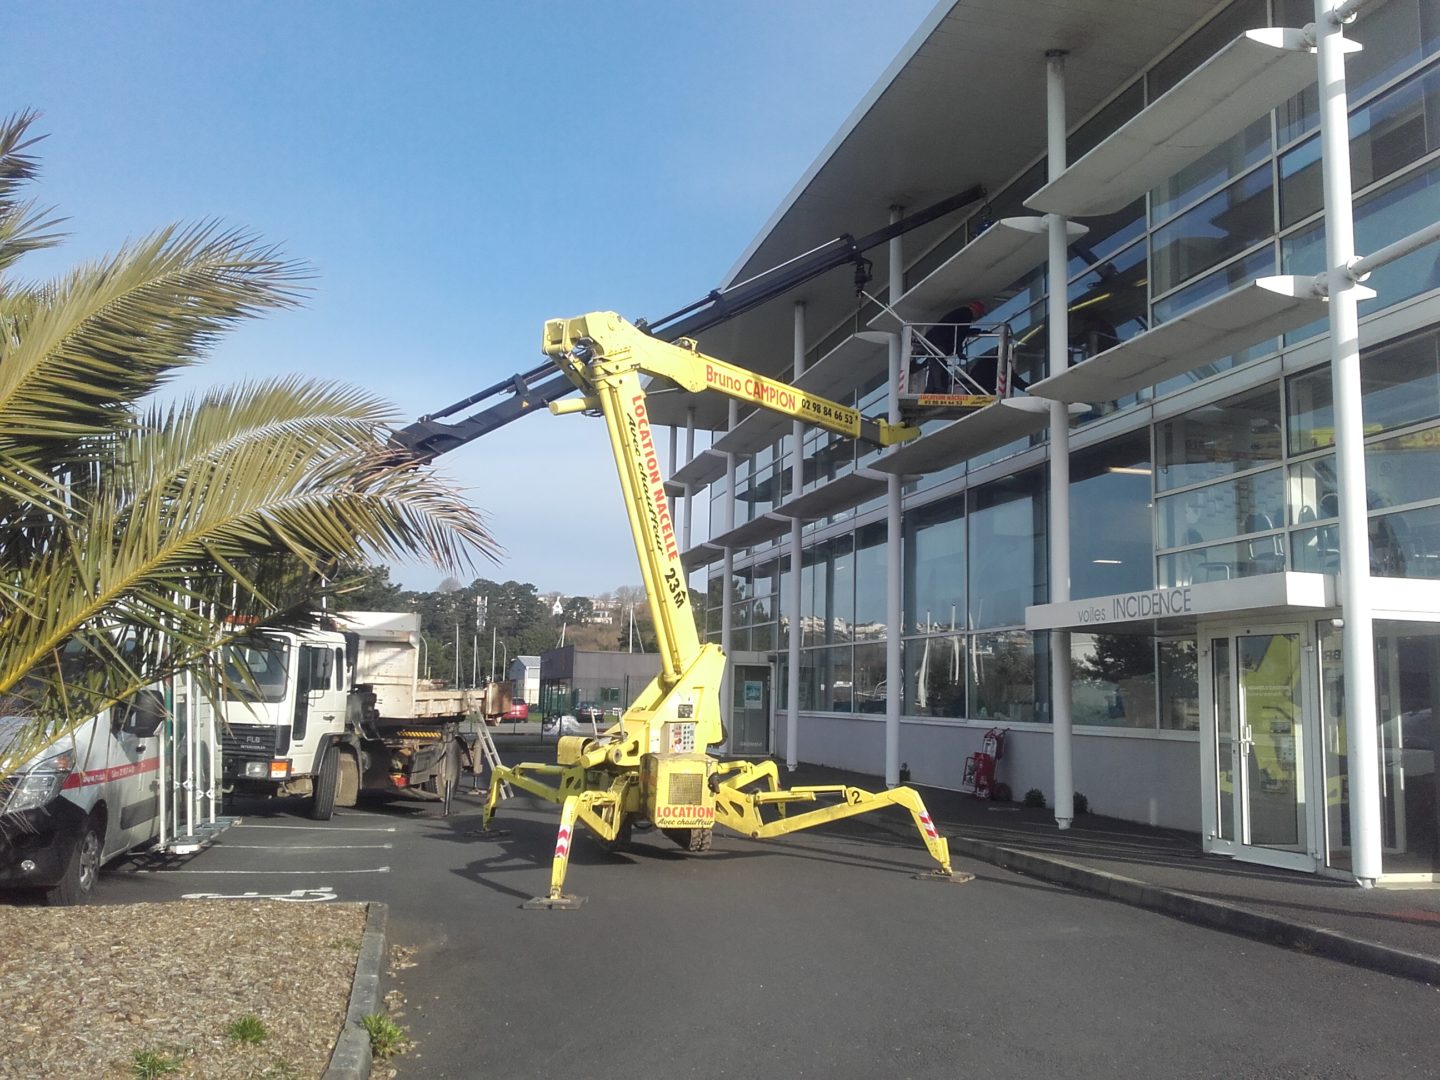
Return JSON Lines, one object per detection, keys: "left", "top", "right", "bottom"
{"left": 543, "top": 312, "right": 920, "bottom": 448}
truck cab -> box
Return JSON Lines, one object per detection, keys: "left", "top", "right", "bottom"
{"left": 219, "top": 629, "right": 354, "bottom": 816}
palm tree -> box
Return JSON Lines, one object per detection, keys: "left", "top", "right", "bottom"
{"left": 0, "top": 111, "right": 495, "bottom": 770}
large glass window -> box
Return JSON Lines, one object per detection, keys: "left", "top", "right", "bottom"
{"left": 969, "top": 630, "right": 1048, "bottom": 724}
{"left": 1278, "top": 0, "right": 1440, "bottom": 145}
{"left": 1071, "top": 633, "right": 1157, "bottom": 729}
{"left": 1156, "top": 383, "right": 1283, "bottom": 492}
{"left": 1066, "top": 239, "right": 1149, "bottom": 363}
{"left": 851, "top": 641, "right": 886, "bottom": 714}
{"left": 903, "top": 493, "right": 965, "bottom": 634}
{"left": 1067, "top": 199, "right": 1147, "bottom": 279}
{"left": 1280, "top": 63, "right": 1440, "bottom": 229}
{"left": 801, "top": 535, "right": 854, "bottom": 645}
{"left": 1288, "top": 326, "right": 1440, "bottom": 453}
{"left": 968, "top": 469, "right": 1046, "bottom": 628}
{"left": 904, "top": 634, "right": 965, "bottom": 718}
{"left": 1158, "top": 639, "right": 1199, "bottom": 731}
{"left": 1151, "top": 165, "right": 1274, "bottom": 296}
{"left": 1282, "top": 157, "right": 1440, "bottom": 344}
{"left": 1157, "top": 467, "right": 1286, "bottom": 549}
{"left": 853, "top": 524, "right": 887, "bottom": 641}
{"left": 1069, "top": 432, "right": 1154, "bottom": 598}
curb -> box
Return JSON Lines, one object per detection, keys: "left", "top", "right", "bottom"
{"left": 950, "top": 836, "right": 1440, "bottom": 986}
{"left": 324, "top": 901, "right": 390, "bottom": 1080}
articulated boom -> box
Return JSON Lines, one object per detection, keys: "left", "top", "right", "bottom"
{"left": 484, "top": 311, "right": 958, "bottom": 908}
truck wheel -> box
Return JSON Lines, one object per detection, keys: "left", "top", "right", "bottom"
{"left": 662, "top": 826, "right": 712, "bottom": 853}
{"left": 422, "top": 741, "right": 460, "bottom": 797}
{"left": 43, "top": 818, "right": 102, "bottom": 906}
{"left": 438, "top": 742, "right": 462, "bottom": 816}
{"left": 310, "top": 746, "right": 340, "bottom": 821}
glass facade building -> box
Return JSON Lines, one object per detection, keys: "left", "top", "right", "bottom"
{"left": 677, "top": 0, "right": 1440, "bottom": 883}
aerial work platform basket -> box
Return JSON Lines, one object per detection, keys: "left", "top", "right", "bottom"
{"left": 898, "top": 314, "right": 1016, "bottom": 422}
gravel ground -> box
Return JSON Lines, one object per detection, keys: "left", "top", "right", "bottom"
{"left": 0, "top": 900, "right": 365, "bottom": 1080}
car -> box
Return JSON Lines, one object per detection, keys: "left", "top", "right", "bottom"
{"left": 574, "top": 702, "right": 605, "bottom": 725}
{"left": 503, "top": 701, "right": 529, "bottom": 722}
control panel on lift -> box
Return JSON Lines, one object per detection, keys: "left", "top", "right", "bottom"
{"left": 899, "top": 320, "right": 1016, "bottom": 422}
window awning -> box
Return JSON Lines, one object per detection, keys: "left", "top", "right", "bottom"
{"left": 873, "top": 217, "right": 1088, "bottom": 328}
{"left": 773, "top": 468, "right": 888, "bottom": 521}
{"left": 1026, "top": 276, "right": 1339, "bottom": 404}
{"left": 708, "top": 512, "right": 790, "bottom": 551}
{"left": 869, "top": 397, "right": 1062, "bottom": 477}
{"left": 664, "top": 448, "right": 727, "bottom": 497}
{"left": 1026, "top": 28, "right": 1323, "bottom": 218}
{"left": 681, "top": 542, "right": 724, "bottom": 573}
{"left": 796, "top": 331, "right": 892, "bottom": 400}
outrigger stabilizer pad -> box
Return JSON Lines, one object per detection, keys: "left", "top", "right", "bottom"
{"left": 468, "top": 827, "right": 510, "bottom": 839}
{"left": 523, "top": 893, "right": 587, "bottom": 911}
{"left": 913, "top": 869, "right": 975, "bottom": 883}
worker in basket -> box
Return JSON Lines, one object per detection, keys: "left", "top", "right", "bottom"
{"left": 912, "top": 301, "right": 989, "bottom": 394}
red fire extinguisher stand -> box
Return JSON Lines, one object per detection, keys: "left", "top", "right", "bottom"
{"left": 960, "top": 727, "right": 1007, "bottom": 799}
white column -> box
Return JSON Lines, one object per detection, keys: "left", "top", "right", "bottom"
{"left": 786, "top": 302, "right": 805, "bottom": 771}
{"left": 721, "top": 399, "right": 738, "bottom": 743}
{"left": 1045, "top": 49, "right": 1075, "bottom": 830}
{"left": 885, "top": 207, "right": 905, "bottom": 787}
{"left": 1316, "top": 0, "right": 1382, "bottom": 886}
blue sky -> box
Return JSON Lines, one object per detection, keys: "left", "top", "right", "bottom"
{"left": 8, "top": 0, "right": 935, "bottom": 594}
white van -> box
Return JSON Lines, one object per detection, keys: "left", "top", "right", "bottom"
{"left": 0, "top": 686, "right": 221, "bottom": 904}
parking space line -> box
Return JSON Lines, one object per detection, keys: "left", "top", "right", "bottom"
{"left": 221, "top": 843, "right": 394, "bottom": 850}
{"left": 232, "top": 824, "right": 398, "bottom": 832}
{"left": 124, "top": 867, "right": 391, "bottom": 875}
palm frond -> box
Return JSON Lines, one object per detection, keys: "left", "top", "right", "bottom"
{"left": 0, "top": 384, "right": 494, "bottom": 705}
{"left": 0, "top": 222, "right": 311, "bottom": 462}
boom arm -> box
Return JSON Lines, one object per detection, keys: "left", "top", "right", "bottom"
{"left": 388, "top": 186, "right": 983, "bottom": 465}
{"left": 541, "top": 311, "right": 917, "bottom": 695}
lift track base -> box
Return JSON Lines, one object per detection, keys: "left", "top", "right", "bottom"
{"left": 523, "top": 893, "right": 587, "bottom": 911}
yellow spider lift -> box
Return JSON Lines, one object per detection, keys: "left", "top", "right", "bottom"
{"left": 481, "top": 312, "right": 962, "bottom": 908}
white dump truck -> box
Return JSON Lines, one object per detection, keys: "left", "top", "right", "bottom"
{"left": 218, "top": 611, "right": 511, "bottom": 818}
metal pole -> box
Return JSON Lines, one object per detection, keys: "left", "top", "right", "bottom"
{"left": 1347, "top": 218, "right": 1440, "bottom": 279}
{"left": 885, "top": 207, "right": 905, "bottom": 788}
{"left": 787, "top": 301, "right": 805, "bottom": 771}
{"left": 491, "top": 626, "right": 497, "bottom": 681}
{"left": 157, "top": 680, "right": 168, "bottom": 846}
{"left": 721, "top": 398, "right": 738, "bottom": 746}
{"left": 454, "top": 616, "right": 460, "bottom": 687}
{"left": 1046, "top": 49, "right": 1075, "bottom": 830}
{"left": 1317, "top": 0, "right": 1382, "bottom": 886}
{"left": 185, "top": 681, "right": 196, "bottom": 841}
{"left": 203, "top": 669, "right": 216, "bottom": 826}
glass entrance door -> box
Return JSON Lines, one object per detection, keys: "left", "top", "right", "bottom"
{"left": 1201, "top": 625, "right": 1319, "bottom": 872}
{"left": 731, "top": 665, "right": 771, "bottom": 756}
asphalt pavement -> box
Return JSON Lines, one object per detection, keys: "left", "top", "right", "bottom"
{"left": 90, "top": 739, "right": 1440, "bottom": 1080}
